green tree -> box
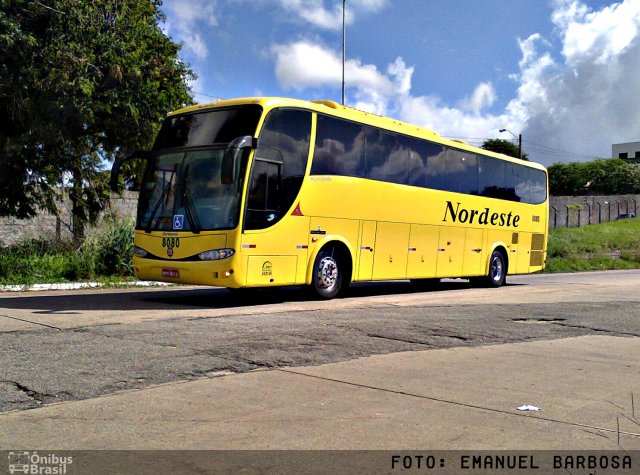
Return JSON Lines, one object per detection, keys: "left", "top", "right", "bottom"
{"left": 585, "top": 159, "right": 640, "bottom": 195}
{"left": 548, "top": 158, "right": 640, "bottom": 196}
{"left": 481, "top": 138, "right": 528, "bottom": 161}
{"left": 547, "top": 162, "right": 587, "bottom": 196}
{"left": 0, "top": 0, "right": 193, "bottom": 240}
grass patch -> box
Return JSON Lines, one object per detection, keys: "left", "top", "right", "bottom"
{"left": 2, "top": 217, "right": 639, "bottom": 285}
{"left": 0, "top": 219, "right": 135, "bottom": 285}
{"left": 546, "top": 218, "right": 640, "bottom": 273}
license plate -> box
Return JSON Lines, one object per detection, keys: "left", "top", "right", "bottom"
{"left": 162, "top": 268, "right": 180, "bottom": 278}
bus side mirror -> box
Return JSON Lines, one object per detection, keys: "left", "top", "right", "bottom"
{"left": 221, "top": 136, "right": 256, "bottom": 185}
{"left": 110, "top": 150, "right": 150, "bottom": 192}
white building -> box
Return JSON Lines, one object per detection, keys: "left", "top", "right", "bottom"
{"left": 612, "top": 142, "right": 640, "bottom": 164}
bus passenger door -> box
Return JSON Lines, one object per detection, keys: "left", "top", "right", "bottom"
{"left": 463, "top": 228, "right": 485, "bottom": 276}
{"left": 436, "top": 227, "right": 465, "bottom": 278}
{"left": 372, "top": 222, "right": 410, "bottom": 280}
{"left": 357, "top": 221, "right": 376, "bottom": 281}
{"left": 406, "top": 224, "right": 439, "bottom": 279}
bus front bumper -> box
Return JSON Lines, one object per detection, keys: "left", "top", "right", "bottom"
{"left": 133, "top": 256, "right": 243, "bottom": 288}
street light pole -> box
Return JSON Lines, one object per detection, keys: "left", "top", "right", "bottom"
{"left": 499, "top": 128, "right": 523, "bottom": 160}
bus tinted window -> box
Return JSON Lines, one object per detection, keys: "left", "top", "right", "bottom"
{"left": 529, "top": 169, "right": 547, "bottom": 204}
{"left": 312, "top": 115, "right": 365, "bottom": 177}
{"left": 446, "top": 149, "right": 478, "bottom": 195}
{"left": 256, "top": 108, "right": 311, "bottom": 177}
{"left": 402, "top": 137, "right": 446, "bottom": 190}
{"left": 478, "top": 155, "right": 507, "bottom": 199}
{"left": 506, "top": 162, "right": 528, "bottom": 203}
{"left": 154, "top": 106, "right": 262, "bottom": 149}
{"left": 310, "top": 113, "right": 546, "bottom": 204}
{"left": 364, "top": 127, "right": 407, "bottom": 184}
{"left": 246, "top": 108, "right": 311, "bottom": 230}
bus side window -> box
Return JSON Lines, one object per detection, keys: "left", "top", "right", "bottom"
{"left": 364, "top": 127, "right": 407, "bottom": 184}
{"left": 412, "top": 140, "right": 446, "bottom": 190}
{"left": 506, "top": 162, "right": 528, "bottom": 203}
{"left": 478, "top": 155, "right": 507, "bottom": 199}
{"left": 529, "top": 169, "right": 547, "bottom": 204}
{"left": 311, "top": 115, "right": 365, "bottom": 177}
{"left": 245, "top": 108, "right": 311, "bottom": 230}
{"left": 446, "top": 149, "right": 478, "bottom": 195}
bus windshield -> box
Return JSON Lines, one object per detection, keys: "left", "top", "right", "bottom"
{"left": 137, "top": 148, "right": 241, "bottom": 232}
{"left": 137, "top": 105, "right": 262, "bottom": 232}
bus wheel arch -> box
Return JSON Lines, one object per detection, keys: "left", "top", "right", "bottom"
{"left": 308, "top": 241, "right": 353, "bottom": 299}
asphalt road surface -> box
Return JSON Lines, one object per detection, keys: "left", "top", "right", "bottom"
{"left": 2, "top": 271, "right": 639, "bottom": 414}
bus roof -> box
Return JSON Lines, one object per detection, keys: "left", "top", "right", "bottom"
{"left": 170, "top": 97, "right": 546, "bottom": 171}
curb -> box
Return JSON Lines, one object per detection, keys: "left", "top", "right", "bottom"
{"left": 0, "top": 281, "right": 172, "bottom": 293}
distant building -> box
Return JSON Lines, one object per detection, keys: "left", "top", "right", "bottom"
{"left": 612, "top": 142, "right": 640, "bottom": 164}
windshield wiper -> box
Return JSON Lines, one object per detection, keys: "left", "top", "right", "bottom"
{"left": 181, "top": 165, "right": 202, "bottom": 234}
{"left": 145, "top": 164, "right": 177, "bottom": 233}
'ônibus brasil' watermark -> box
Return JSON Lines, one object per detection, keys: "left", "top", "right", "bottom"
{"left": 8, "top": 451, "right": 72, "bottom": 474}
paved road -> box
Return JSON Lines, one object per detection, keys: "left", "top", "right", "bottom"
{"left": 2, "top": 271, "right": 639, "bottom": 414}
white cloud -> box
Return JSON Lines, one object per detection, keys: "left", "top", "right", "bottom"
{"left": 459, "top": 82, "right": 497, "bottom": 115}
{"left": 521, "top": 0, "right": 640, "bottom": 163}
{"left": 271, "top": 0, "right": 640, "bottom": 165}
{"left": 162, "top": 0, "right": 218, "bottom": 60}
{"left": 272, "top": 41, "right": 393, "bottom": 93}
{"left": 278, "top": 0, "right": 351, "bottom": 29}
{"left": 271, "top": 39, "right": 510, "bottom": 141}
{"left": 277, "top": 0, "right": 389, "bottom": 30}
{"left": 554, "top": 0, "right": 640, "bottom": 65}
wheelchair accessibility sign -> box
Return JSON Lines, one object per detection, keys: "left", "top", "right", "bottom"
{"left": 173, "top": 215, "right": 184, "bottom": 230}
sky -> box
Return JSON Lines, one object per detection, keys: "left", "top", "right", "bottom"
{"left": 159, "top": 0, "right": 640, "bottom": 166}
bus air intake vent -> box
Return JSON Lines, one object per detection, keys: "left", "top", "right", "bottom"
{"left": 531, "top": 234, "right": 545, "bottom": 251}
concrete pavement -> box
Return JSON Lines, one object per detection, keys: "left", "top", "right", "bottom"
{"left": 2, "top": 335, "right": 639, "bottom": 450}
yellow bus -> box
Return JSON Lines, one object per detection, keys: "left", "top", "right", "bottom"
{"left": 111, "top": 97, "right": 548, "bottom": 299}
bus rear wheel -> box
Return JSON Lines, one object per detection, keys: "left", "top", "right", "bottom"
{"left": 311, "top": 249, "right": 344, "bottom": 299}
{"left": 485, "top": 249, "right": 507, "bottom": 287}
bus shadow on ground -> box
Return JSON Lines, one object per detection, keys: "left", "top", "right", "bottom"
{"left": 0, "top": 280, "right": 523, "bottom": 314}
{"left": 144, "top": 279, "right": 524, "bottom": 308}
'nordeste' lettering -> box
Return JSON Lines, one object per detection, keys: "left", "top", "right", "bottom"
{"left": 443, "top": 201, "right": 520, "bottom": 228}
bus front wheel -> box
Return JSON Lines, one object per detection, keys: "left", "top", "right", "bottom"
{"left": 311, "top": 249, "right": 344, "bottom": 299}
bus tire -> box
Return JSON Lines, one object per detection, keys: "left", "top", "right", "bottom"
{"left": 311, "top": 249, "right": 344, "bottom": 299}
{"left": 485, "top": 249, "right": 507, "bottom": 287}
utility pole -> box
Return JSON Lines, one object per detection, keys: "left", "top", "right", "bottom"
{"left": 499, "top": 128, "right": 523, "bottom": 160}
{"left": 518, "top": 133, "right": 522, "bottom": 160}
{"left": 342, "top": 0, "right": 346, "bottom": 105}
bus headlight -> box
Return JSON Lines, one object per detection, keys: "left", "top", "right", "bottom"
{"left": 134, "top": 246, "right": 148, "bottom": 258}
{"left": 198, "top": 248, "right": 235, "bottom": 261}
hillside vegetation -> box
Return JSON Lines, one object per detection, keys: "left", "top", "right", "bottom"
{"left": 546, "top": 218, "right": 640, "bottom": 273}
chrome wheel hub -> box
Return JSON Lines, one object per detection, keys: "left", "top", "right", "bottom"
{"left": 318, "top": 257, "right": 338, "bottom": 290}
{"left": 490, "top": 256, "right": 503, "bottom": 282}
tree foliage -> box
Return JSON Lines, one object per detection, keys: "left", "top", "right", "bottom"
{"left": 0, "top": 0, "right": 193, "bottom": 238}
{"left": 481, "top": 138, "right": 528, "bottom": 161}
{"left": 548, "top": 159, "right": 640, "bottom": 196}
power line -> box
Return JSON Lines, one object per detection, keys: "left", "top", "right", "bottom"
{"left": 444, "top": 136, "right": 606, "bottom": 160}
{"left": 192, "top": 90, "right": 224, "bottom": 101}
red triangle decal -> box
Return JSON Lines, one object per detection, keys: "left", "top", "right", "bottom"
{"left": 291, "top": 202, "right": 303, "bottom": 216}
